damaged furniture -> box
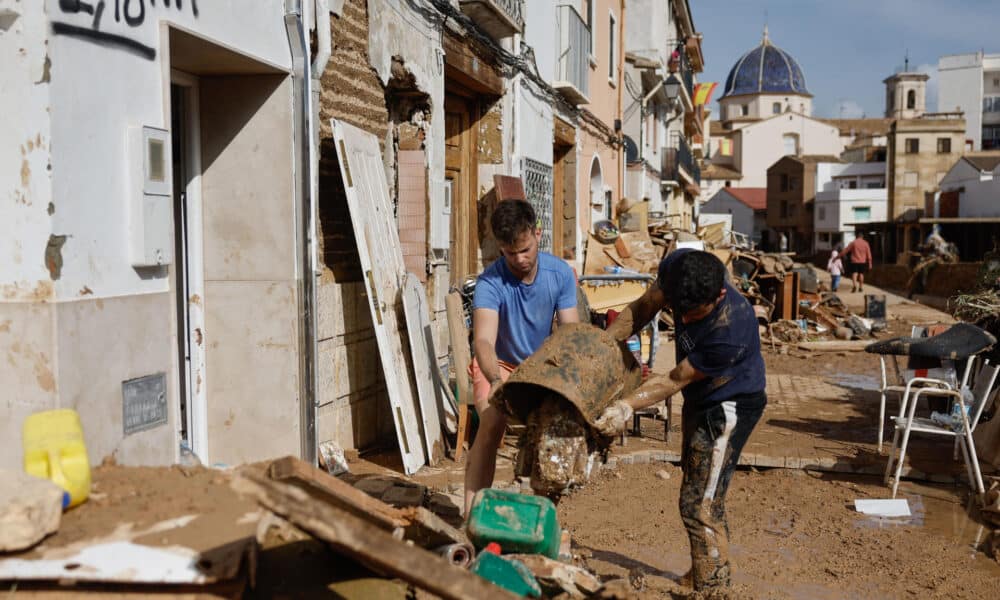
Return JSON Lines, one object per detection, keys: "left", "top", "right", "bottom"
{"left": 869, "top": 323, "right": 999, "bottom": 497}
{"left": 884, "top": 360, "right": 999, "bottom": 498}
{"left": 872, "top": 326, "right": 947, "bottom": 453}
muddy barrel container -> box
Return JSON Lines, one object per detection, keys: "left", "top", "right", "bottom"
{"left": 492, "top": 323, "right": 643, "bottom": 430}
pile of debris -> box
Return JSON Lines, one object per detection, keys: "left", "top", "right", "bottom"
{"left": 237, "top": 456, "right": 636, "bottom": 599}
{"left": 951, "top": 245, "right": 1000, "bottom": 336}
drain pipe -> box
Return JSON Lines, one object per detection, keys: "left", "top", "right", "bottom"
{"left": 285, "top": 0, "right": 318, "bottom": 465}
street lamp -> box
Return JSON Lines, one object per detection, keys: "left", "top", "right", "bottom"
{"left": 662, "top": 74, "right": 682, "bottom": 106}
{"left": 644, "top": 73, "right": 682, "bottom": 110}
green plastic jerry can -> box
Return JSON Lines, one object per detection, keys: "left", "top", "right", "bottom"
{"left": 470, "top": 543, "right": 542, "bottom": 598}
{"left": 466, "top": 488, "right": 561, "bottom": 558}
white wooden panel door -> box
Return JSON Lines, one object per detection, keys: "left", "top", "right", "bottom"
{"left": 402, "top": 272, "right": 445, "bottom": 463}
{"left": 332, "top": 119, "right": 426, "bottom": 474}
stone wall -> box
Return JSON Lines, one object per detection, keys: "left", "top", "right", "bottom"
{"left": 866, "top": 262, "right": 982, "bottom": 298}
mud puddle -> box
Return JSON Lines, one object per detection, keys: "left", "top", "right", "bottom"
{"left": 828, "top": 372, "right": 880, "bottom": 391}
{"left": 854, "top": 490, "right": 992, "bottom": 556}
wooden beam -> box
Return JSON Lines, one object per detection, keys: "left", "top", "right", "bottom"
{"left": 554, "top": 116, "right": 576, "bottom": 147}
{"left": 268, "top": 457, "right": 467, "bottom": 548}
{"left": 234, "top": 474, "right": 518, "bottom": 600}
{"left": 269, "top": 456, "right": 406, "bottom": 529}
{"left": 443, "top": 33, "right": 503, "bottom": 96}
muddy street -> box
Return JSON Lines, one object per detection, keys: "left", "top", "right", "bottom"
{"left": 559, "top": 464, "right": 999, "bottom": 599}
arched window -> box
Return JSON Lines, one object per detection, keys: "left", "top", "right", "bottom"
{"left": 772, "top": 102, "right": 782, "bottom": 115}
{"left": 907, "top": 89, "right": 916, "bottom": 109}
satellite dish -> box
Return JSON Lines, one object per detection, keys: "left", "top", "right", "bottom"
{"left": 623, "top": 135, "right": 639, "bottom": 164}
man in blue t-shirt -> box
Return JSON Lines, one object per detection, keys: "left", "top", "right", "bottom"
{"left": 598, "top": 249, "right": 767, "bottom": 592}
{"left": 465, "top": 199, "right": 578, "bottom": 514}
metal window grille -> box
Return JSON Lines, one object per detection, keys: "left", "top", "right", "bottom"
{"left": 521, "top": 157, "right": 554, "bottom": 253}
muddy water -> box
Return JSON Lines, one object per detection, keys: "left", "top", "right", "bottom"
{"left": 855, "top": 490, "right": 993, "bottom": 558}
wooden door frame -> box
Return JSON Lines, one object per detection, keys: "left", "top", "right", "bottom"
{"left": 553, "top": 117, "right": 576, "bottom": 261}
{"left": 444, "top": 90, "right": 479, "bottom": 284}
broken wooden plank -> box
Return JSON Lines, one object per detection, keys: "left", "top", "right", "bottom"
{"left": 446, "top": 291, "right": 473, "bottom": 461}
{"left": 614, "top": 236, "right": 631, "bottom": 259}
{"left": 800, "top": 305, "right": 841, "bottom": 332}
{"left": 401, "top": 272, "right": 446, "bottom": 462}
{"left": 233, "top": 473, "right": 518, "bottom": 600}
{"left": 397, "top": 506, "right": 470, "bottom": 548}
{"left": 268, "top": 457, "right": 467, "bottom": 548}
{"left": 797, "top": 340, "right": 872, "bottom": 352}
{"left": 269, "top": 456, "right": 405, "bottom": 530}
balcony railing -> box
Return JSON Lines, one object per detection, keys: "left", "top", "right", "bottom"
{"left": 661, "top": 132, "right": 700, "bottom": 185}
{"left": 678, "top": 49, "right": 694, "bottom": 102}
{"left": 553, "top": 5, "right": 590, "bottom": 105}
{"left": 459, "top": 0, "right": 524, "bottom": 39}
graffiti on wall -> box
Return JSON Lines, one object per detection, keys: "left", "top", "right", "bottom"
{"left": 52, "top": 0, "right": 200, "bottom": 61}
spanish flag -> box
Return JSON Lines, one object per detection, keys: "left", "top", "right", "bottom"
{"left": 693, "top": 82, "right": 718, "bottom": 107}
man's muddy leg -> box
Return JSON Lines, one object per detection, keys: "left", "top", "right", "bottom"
{"left": 678, "top": 400, "right": 763, "bottom": 591}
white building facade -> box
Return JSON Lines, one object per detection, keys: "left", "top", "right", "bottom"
{"left": 814, "top": 162, "right": 888, "bottom": 251}
{"left": 622, "top": 0, "right": 703, "bottom": 230}
{"left": 937, "top": 155, "right": 1000, "bottom": 218}
{"left": 938, "top": 52, "right": 1000, "bottom": 151}
{"left": 2, "top": 0, "right": 308, "bottom": 470}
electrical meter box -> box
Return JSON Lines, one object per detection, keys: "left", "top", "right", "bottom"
{"left": 127, "top": 126, "right": 172, "bottom": 267}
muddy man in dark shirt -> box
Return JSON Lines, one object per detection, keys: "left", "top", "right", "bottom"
{"left": 598, "top": 249, "right": 767, "bottom": 592}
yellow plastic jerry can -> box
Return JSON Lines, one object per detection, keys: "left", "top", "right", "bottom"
{"left": 23, "top": 409, "right": 91, "bottom": 508}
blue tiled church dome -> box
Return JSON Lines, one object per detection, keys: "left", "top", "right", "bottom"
{"left": 722, "top": 28, "right": 810, "bottom": 98}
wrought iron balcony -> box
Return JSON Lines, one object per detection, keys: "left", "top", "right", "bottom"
{"left": 553, "top": 5, "right": 590, "bottom": 105}
{"left": 459, "top": 0, "right": 524, "bottom": 40}
{"left": 661, "top": 132, "right": 701, "bottom": 185}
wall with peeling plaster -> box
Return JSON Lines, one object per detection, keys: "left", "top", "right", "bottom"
{"left": 0, "top": 0, "right": 59, "bottom": 469}
{"left": 0, "top": 1, "right": 54, "bottom": 298}
{"left": 1, "top": 1, "right": 298, "bottom": 470}
{"left": 312, "top": 0, "right": 453, "bottom": 452}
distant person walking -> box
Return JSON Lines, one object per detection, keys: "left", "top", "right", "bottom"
{"left": 827, "top": 244, "right": 844, "bottom": 292}
{"left": 842, "top": 233, "right": 873, "bottom": 293}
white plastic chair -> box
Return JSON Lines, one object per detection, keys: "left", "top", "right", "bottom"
{"left": 884, "top": 359, "right": 999, "bottom": 498}
{"left": 874, "top": 326, "right": 962, "bottom": 453}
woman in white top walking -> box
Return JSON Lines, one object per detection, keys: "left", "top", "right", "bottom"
{"left": 827, "top": 244, "right": 844, "bottom": 292}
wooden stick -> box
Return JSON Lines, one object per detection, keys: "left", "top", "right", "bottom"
{"left": 797, "top": 340, "right": 871, "bottom": 352}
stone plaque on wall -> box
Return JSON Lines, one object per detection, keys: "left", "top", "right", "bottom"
{"left": 122, "top": 373, "right": 167, "bottom": 435}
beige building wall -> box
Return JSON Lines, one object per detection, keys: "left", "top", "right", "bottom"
{"left": 577, "top": 0, "right": 625, "bottom": 234}
{"left": 734, "top": 114, "right": 844, "bottom": 188}
{"left": 888, "top": 119, "right": 966, "bottom": 220}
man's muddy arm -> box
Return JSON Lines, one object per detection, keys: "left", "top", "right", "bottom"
{"left": 472, "top": 308, "right": 502, "bottom": 385}
{"left": 622, "top": 358, "right": 705, "bottom": 411}
{"left": 605, "top": 285, "right": 668, "bottom": 342}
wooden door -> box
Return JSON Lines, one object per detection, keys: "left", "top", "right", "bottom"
{"left": 445, "top": 94, "right": 478, "bottom": 284}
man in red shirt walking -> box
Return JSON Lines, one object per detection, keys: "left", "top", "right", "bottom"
{"left": 842, "top": 232, "right": 873, "bottom": 293}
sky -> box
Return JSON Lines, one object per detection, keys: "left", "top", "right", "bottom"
{"left": 691, "top": 0, "right": 1000, "bottom": 119}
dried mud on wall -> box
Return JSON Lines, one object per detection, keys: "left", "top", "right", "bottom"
{"left": 317, "top": 0, "right": 390, "bottom": 282}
